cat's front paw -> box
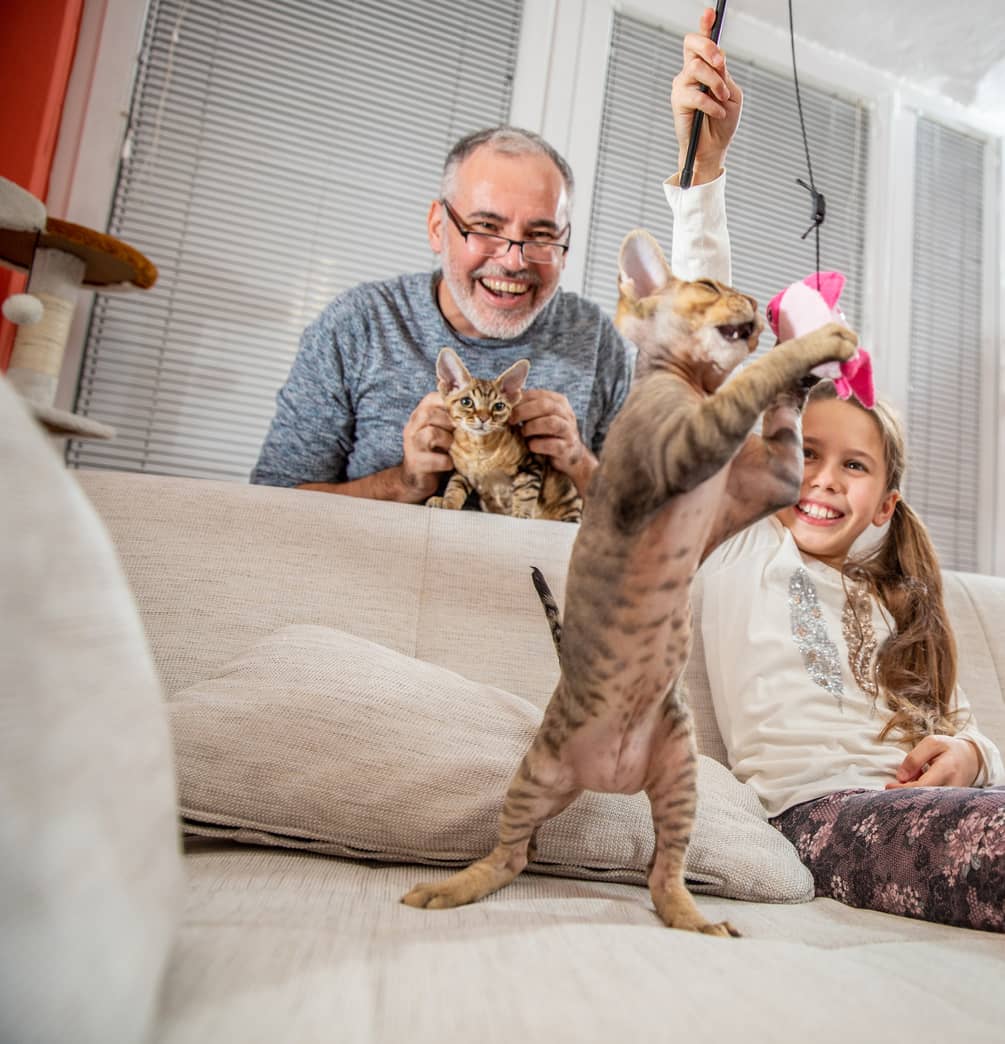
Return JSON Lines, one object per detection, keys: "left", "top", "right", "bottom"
{"left": 811, "top": 321, "right": 858, "bottom": 364}
{"left": 425, "top": 496, "right": 444, "bottom": 509}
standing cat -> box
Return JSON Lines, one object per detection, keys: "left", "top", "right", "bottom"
{"left": 427, "top": 347, "right": 582, "bottom": 522}
{"left": 403, "top": 230, "right": 856, "bottom": 935}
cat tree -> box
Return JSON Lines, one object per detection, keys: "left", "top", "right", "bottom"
{"left": 0, "top": 176, "right": 157, "bottom": 439}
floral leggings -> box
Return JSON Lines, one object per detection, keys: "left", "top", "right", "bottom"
{"left": 771, "top": 786, "right": 1005, "bottom": 932}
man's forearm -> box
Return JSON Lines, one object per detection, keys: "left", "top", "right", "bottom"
{"left": 297, "top": 464, "right": 429, "bottom": 504}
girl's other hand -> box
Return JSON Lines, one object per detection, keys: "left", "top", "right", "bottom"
{"left": 885, "top": 735, "right": 981, "bottom": 789}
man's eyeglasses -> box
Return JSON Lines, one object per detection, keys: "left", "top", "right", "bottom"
{"left": 440, "top": 199, "right": 569, "bottom": 265}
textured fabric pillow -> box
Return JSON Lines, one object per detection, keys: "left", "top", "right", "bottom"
{"left": 0, "top": 377, "right": 183, "bottom": 1044}
{"left": 170, "top": 624, "right": 812, "bottom": 902}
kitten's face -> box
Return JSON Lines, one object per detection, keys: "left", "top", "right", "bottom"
{"left": 615, "top": 230, "right": 763, "bottom": 391}
{"left": 436, "top": 348, "right": 529, "bottom": 437}
{"left": 443, "top": 379, "right": 518, "bottom": 435}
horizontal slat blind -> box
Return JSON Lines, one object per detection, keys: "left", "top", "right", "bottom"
{"left": 68, "top": 0, "right": 523, "bottom": 480}
{"left": 906, "top": 118, "right": 986, "bottom": 572}
{"left": 584, "top": 12, "right": 870, "bottom": 336}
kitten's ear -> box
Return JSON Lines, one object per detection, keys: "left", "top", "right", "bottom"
{"left": 618, "top": 229, "right": 675, "bottom": 301}
{"left": 497, "top": 358, "right": 530, "bottom": 403}
{"left": 436, "top": 347, "right": 471, "bottom": 394}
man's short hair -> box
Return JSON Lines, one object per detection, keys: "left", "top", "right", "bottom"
{"left": 440, "top": 126, "right": 575, "bottom": 207}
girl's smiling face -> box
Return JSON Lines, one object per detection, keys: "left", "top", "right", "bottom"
{"left": 777, "top": 397, "right": 900, "bottom": 568}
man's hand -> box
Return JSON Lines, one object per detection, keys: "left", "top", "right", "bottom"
{"left": 400, "top": 392, "right": 455, "bottom": 501}
{"left": 670, "top": 7, "right": 743, "bottom": 185}
{"left": 885, "top": 735, "right": 982, "bottom": 790}
{"left": 511, "top": 389, "right": 596, "bottom": 495}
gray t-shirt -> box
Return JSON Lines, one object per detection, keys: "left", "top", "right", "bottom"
{"left": 251, "top": 271, "right": 635, "bottom": 487}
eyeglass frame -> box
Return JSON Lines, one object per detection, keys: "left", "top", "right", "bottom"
{"left": 439, "top": 198, "right": 571, "bottom": 265}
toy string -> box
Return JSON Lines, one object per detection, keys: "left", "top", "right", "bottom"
{"left": 788, "top": 0, "right": 824, "bottom": 290}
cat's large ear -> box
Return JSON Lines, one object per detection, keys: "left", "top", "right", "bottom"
{"left": 497, "top": 358, "right": 530, "bottom": 404}
{"left": 618, "top": 229, "right": 675, "bottom": 302}
{"left": 436, "top": 347, "right": 472, "bottom": 395}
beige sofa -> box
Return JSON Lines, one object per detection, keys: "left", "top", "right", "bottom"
{"left": 3, "top": 374, "right": 1005, "bottom": 1044}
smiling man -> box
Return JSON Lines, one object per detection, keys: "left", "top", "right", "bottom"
{"left": 251, "top": 127, "right": 635, "bottom": 504}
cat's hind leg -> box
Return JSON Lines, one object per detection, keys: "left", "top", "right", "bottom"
{"left": 552, "top": 496, "right": 583, "bottom": 523}
{"left": 402, "top": 746, "right": 581, "bottom": 910}
{"left": 537, "top": 470, "right": 582, "bottom": 523}
{"left": 644, "top": 695, "right": 740, "bottom": 937}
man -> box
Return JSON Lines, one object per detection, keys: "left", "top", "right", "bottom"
{"left": 251, "top": 127, "right": 635, "bottom": 503}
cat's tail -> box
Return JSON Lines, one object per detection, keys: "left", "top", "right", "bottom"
{"left": 530, "top": 566, "right": 562, "bottom": 657}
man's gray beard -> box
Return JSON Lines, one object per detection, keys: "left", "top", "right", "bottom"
{"left": 442, "top": 265, "right": 553, "bottom": 340}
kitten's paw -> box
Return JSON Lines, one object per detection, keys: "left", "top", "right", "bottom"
{"left": 425, "top": 496, "right": 444, "bottom": 509}
{"left": 402, "top": 882, "right": 467, "bottom": 909}
{"left": 700, "top": 920, "right": 742, "bottom": 938}
{"left": 814, "top": 321, "right": 858, "bottom": 363}
{"left": 652, "top": 888, "right": 740, "bottom": 937}
{"left": 402, "top": 858, "right": 517, "bottom": 910}
{"left": 402, "top": 872, "right": 490, "bottom": 910}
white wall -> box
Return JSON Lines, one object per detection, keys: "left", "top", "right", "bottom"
{"left": 50, "top": 0, "right": 1004, "bottom": 573}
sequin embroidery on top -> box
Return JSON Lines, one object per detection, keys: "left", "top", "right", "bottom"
{"left": 788, "top": 566, "right": 844, "bottom": 709}
{"left": 842, "top": 583, "right": 879, "bottom": 703}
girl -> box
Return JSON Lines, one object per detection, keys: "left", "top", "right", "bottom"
{"left": 695, "top": 382, "right": 1005, "bottom": 931}
{"left": 667, "top": 11, "right": 1005, "bottom": 931}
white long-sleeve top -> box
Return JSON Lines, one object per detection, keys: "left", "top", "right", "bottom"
{"left": 695, "top": 518, "right": 1005, "bottom": 817}
{"left": 665, "top": 170, "right": 732, "bottom": 284}
{"left": 666, "top": 172, "right": 1005, "bottom": 815}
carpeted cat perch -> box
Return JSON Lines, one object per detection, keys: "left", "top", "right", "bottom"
{"left": 0, "top": 176, "right": 157, "bottom": 440}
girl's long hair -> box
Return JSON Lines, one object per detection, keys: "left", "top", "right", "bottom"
{"left": 807, "top": 382, "right": 962, "bottom": 744}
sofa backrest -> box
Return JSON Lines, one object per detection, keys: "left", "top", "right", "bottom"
{"left": 78, "top": 471, "right": 1005, "bottom": 763}
{"left": 78, "top": 471, "right": 571, "bottom": 707}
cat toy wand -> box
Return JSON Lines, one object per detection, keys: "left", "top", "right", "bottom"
{"left": 680, "top": 0, "right": 727, "bottom": 190}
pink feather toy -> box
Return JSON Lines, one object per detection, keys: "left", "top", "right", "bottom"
{"left": 765, "top": 271, "right": 875, "bottom": 409}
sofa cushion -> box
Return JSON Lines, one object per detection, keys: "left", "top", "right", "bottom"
{"left": 0, "top": 377, "right": 183, "bottom": 1044}
{"left": 169, "top": 624, "right": 813, "bottom": 903}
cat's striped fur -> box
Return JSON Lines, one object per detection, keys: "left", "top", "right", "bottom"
{"left": 427, "top": 347, "right": 582, "bottom": 522}
{"left": 403, "top": 230, "right": 857, "bottom": 934}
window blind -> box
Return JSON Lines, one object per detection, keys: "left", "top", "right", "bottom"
{"left": 68, "top": 0, "right": 523, "bottom": 480}
{"left": 584, "top": 12, "right": 870, "bottom": 336}
{"left": 906, "top": 117, "right": 987, "bottom": 572}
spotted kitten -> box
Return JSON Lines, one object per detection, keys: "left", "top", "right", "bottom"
{"left": 427, "top": 347, "right": 582, "bottom": 522}
{"left": 404, "top": 231, "right": 856, "bottom": 934}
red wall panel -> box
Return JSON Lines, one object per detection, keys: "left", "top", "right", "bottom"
{"left": 0, "top": 0, "right": 84, "bottom": 370}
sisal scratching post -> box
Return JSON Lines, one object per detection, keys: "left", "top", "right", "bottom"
{"left": 7, "top": 248, "right": 85, "bottom": 409}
